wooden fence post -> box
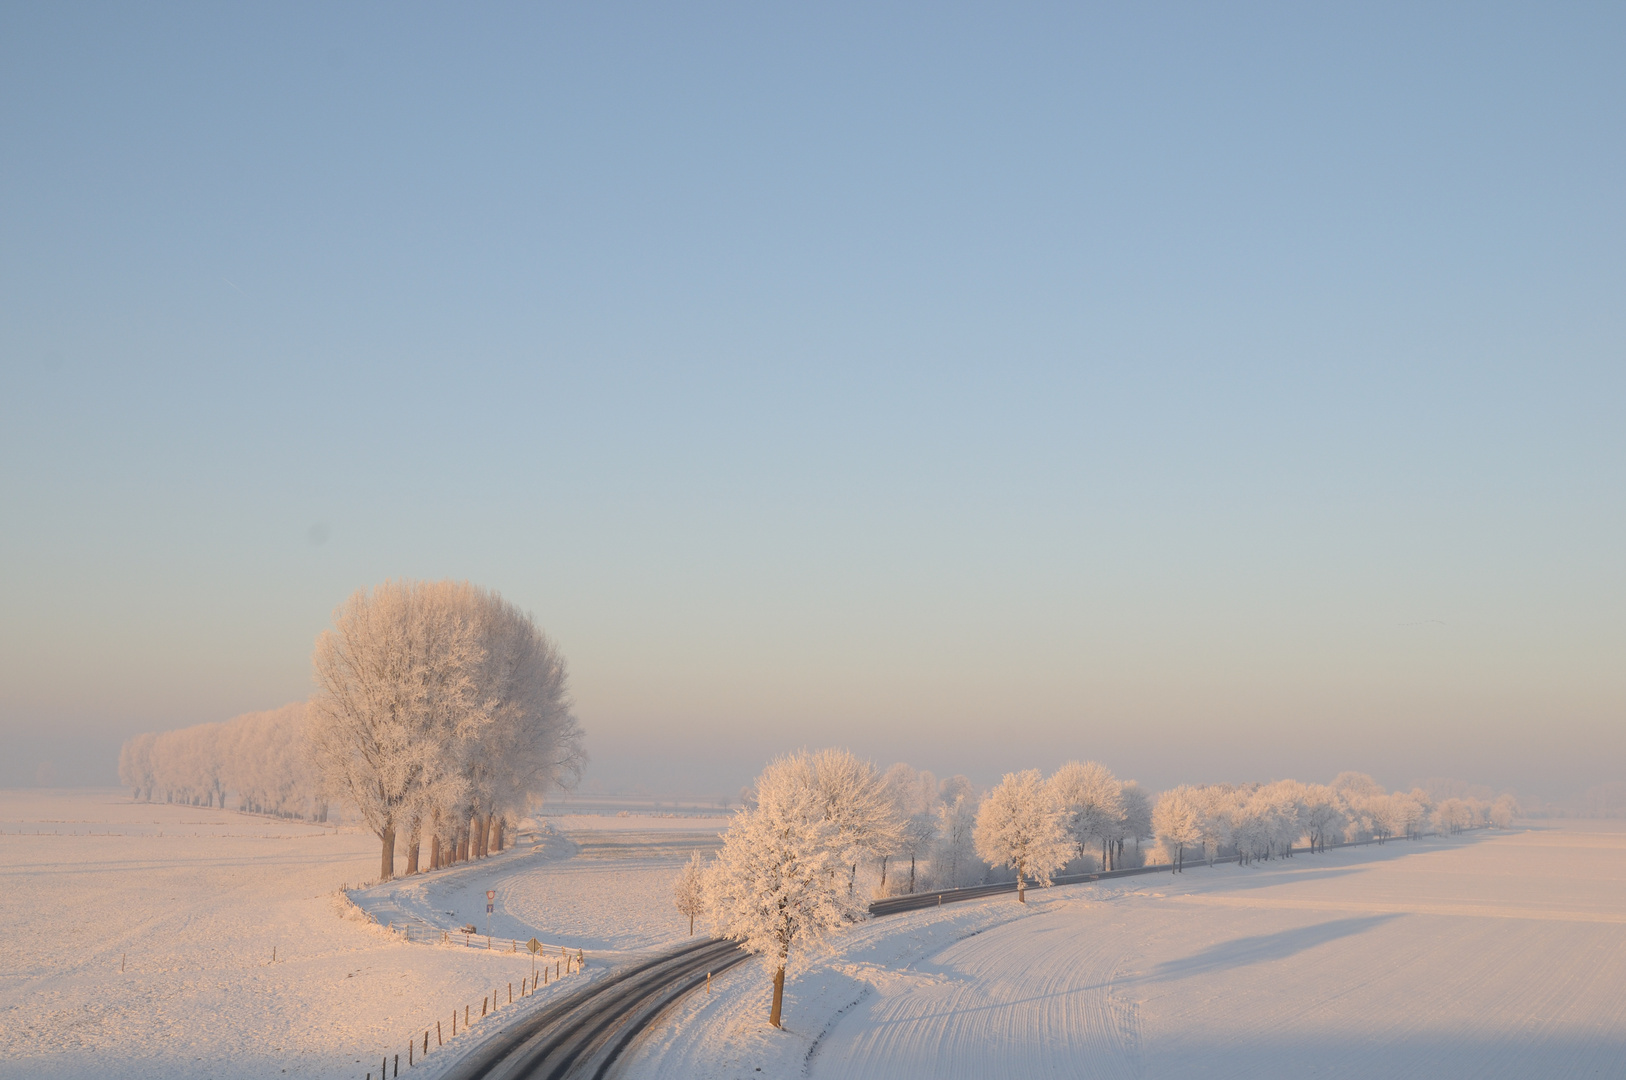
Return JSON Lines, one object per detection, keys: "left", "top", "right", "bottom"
{"left": 437, "top": 1020, "right": 442, "bottom": 1046}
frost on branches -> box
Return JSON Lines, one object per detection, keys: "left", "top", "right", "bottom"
{"left": 881, "top": 763, "right": 943, "bottom": 895}
{"left": 118, "top": 704, "right": 326, "bottom": 820}
{"left": 973, "top": 769, "right": 1070, "bottom": 902}
{"left": 1048, "top": 760, "right": 1125, "bottom": 871}
{"left": 674, "top": 850, "right": 706, "bottom": 936}
{"left": 703, "top": 749, "right": 888, "bottom": 1028}
{"left": 306, "top": 578, "right": 584, "bottom": 881}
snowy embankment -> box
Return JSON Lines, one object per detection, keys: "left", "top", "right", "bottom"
{"left": 0, "top": 791, "right": 722, "bottom": 1080}
{"left": 347, "top": 813, "right": 727, "bottom": 958}
{"left": 621, "top": 823, "right": 1626, "bottom": 1080}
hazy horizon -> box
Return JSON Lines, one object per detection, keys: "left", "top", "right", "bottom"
{"left": 3, "top": 6, "right": 1622, "bottom": 805}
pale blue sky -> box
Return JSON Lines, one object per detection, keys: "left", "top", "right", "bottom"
{"left": 2, "top": 4, "right": 1622, "bottom": 799}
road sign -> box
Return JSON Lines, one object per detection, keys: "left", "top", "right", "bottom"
{"left": 527, "top": 938, "right": 542, "bottom": 954}
{"left": 487, "top": 890, "right": 496, "bottom": 900}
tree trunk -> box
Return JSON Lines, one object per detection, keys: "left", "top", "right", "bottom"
{"left": 689, "top": 914, "right": 694, "bottom": 935}
{"left": 381, "top": 824, "right": 396, "bottom": 882}
{"left": 487, "top": 815, "right": 500, "bottom": 855}
{"left": 909, "top": 855, "right": 917, "bottom": 893}
{"left": 769, "top": 965, "right": 786, "bottom": 1028}
{"left": 493, "top": 818, "right": 504, "bottom": 853}
{"left": 1017, "top": 864, "right": 1026, "bottom": 903}
{"left": 879, "top": 855, "right": 888, "bottom": 891}
{"left": 431, "top": 834, "right": 442, "bottom": 871}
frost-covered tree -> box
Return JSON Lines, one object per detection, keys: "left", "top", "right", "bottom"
{"left": 932, "top": 782, "right": 981, "bottom": 888}
{"left": 974, "top": 770, "right": 1070, "bottom": 902}
{"left": 787, "top": 749, "right": 903, "bottom": 897}
{"left": 306, "top": 579, "right": 583, "bottom": 882}
{"left": 703, "top": 750, "right": 871, "bottom": 1028}
{"left": 118, "top": 732, "right": 158, "bottom": 802}
{"left": 1434, "top": 797, "right": 1474, "bottom": 833}
{"left": 1193, "top": 784, "right": 1238, "bottom": 866}
{"left": 881, "top": 763, "right": 940, "bottom": 893}
{"left": 1300, "top": 784, "right": 1345, "bottom": 852}
{"left": 674, "top": 851, "right": 706, "bottom": 936}
{"left": 1117, "top": 781, "right": 1154, "bottom": 865}
{"left": 1049, "top": 761, "right": 1125, "bottom": 870}
{"left": 1153, "top": 786, "right": 1204, "bottom": 872}
{"left": 308, "top": 580, "right": 485, "bottom": 881}
{"left": 1490, "top": 794, "right": 1519, "bottom": 828}
{"left": 444, "top": 588, "right": 584, "bottom": 868}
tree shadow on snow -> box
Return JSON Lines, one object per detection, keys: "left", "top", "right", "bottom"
{"left": 1138, "top": 913, "right": 1402, "bottom": 984}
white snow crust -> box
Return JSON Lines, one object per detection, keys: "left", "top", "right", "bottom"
{"left": 618, "top": 822, "right": 1626, "bottom": 1080}
{"left": 0, "top": 791, "right": 720, "bottom": 1080}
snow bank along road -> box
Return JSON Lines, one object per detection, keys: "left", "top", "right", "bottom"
{"left": 434, "top": 937, "right": 750, "bottom": 1080}
{"left": 620, "top": 823, "right": 1626, "bottom": 1080}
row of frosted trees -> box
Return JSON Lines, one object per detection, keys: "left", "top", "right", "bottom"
{"left": 118, "top": 703, "right": 326, "bottom": 820}
{"left": 677, "top": 750, "right": 1158, "bottom": 1026}
{"left": 120, "top": 579, "right": 586, "bottom": 882}
{"left": 678, "top": 749, "right": 1518, "bottom": 1029}
{"left": 1151, "top": 772, "right": 1519, "bottom": 871}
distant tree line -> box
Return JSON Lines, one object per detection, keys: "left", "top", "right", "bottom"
{"left": 119, "top": 578, "right": 586, "bottom": 882}
{"left": 118, "top": 703, "right": 326, "bottom": 820}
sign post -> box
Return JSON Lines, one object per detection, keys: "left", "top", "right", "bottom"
{"left": 486, "top": 890, "right": 496, "bottom": 936}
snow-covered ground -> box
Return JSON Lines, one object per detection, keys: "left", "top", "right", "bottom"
{"left": 348, "top": 813, "right": 727, "bottom": 956}
{"left": 620, "top": 823, "right": 1626, "bottom": 1080}
{"left": 9, "top": 790, "right": 1624, "bottom": 1080}
{"left": 0, "top": 790, "right": 719, "bottom": 1080}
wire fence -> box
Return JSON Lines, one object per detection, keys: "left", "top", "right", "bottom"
{"left": 362, "top": 954, "right": 587, "bottom": 1080}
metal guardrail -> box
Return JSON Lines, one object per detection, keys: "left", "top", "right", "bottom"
{"left": 869, "top": 827, "right": 1473, "bottom": 915}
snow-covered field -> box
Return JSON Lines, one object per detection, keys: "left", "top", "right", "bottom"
{"left": 622, "top": 823, "right": 1626, "bottom": 1080}
{"left": 0, "top": 790, "right": 720, "bottom": 1080}
{"left": 349, "top": 814, "right": 727, "bottom": 956}
{"left": 8, "top": 790, "right": 1624, "bottom": 1080}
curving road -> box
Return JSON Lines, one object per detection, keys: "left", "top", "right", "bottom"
{"left": 441, "top": 936, "right": 749, "bottom": 1080}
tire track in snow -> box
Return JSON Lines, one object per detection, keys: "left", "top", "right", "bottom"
{"left": 810, "top": 896, "right": 1144, "bottom": 1080}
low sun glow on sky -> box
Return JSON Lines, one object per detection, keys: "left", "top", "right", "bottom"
{"left": 1, "top": 5, "right": 1621, "bottom": 799}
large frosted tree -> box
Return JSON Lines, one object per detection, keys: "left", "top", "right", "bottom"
{"left": 1152, "top": 786, "right": 1203, "bottom": 872}
{"left": 703, "top": 750, "right": 874, "bottom": 1028}
{"left": 974, "top": 769, "right": 1070, "bottom": 902}
{"left": 1049, "top": 760, "right": 1125, "bottom": 870}
{"left": 306, "top": 579, "right": 583, "bottom": 881}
